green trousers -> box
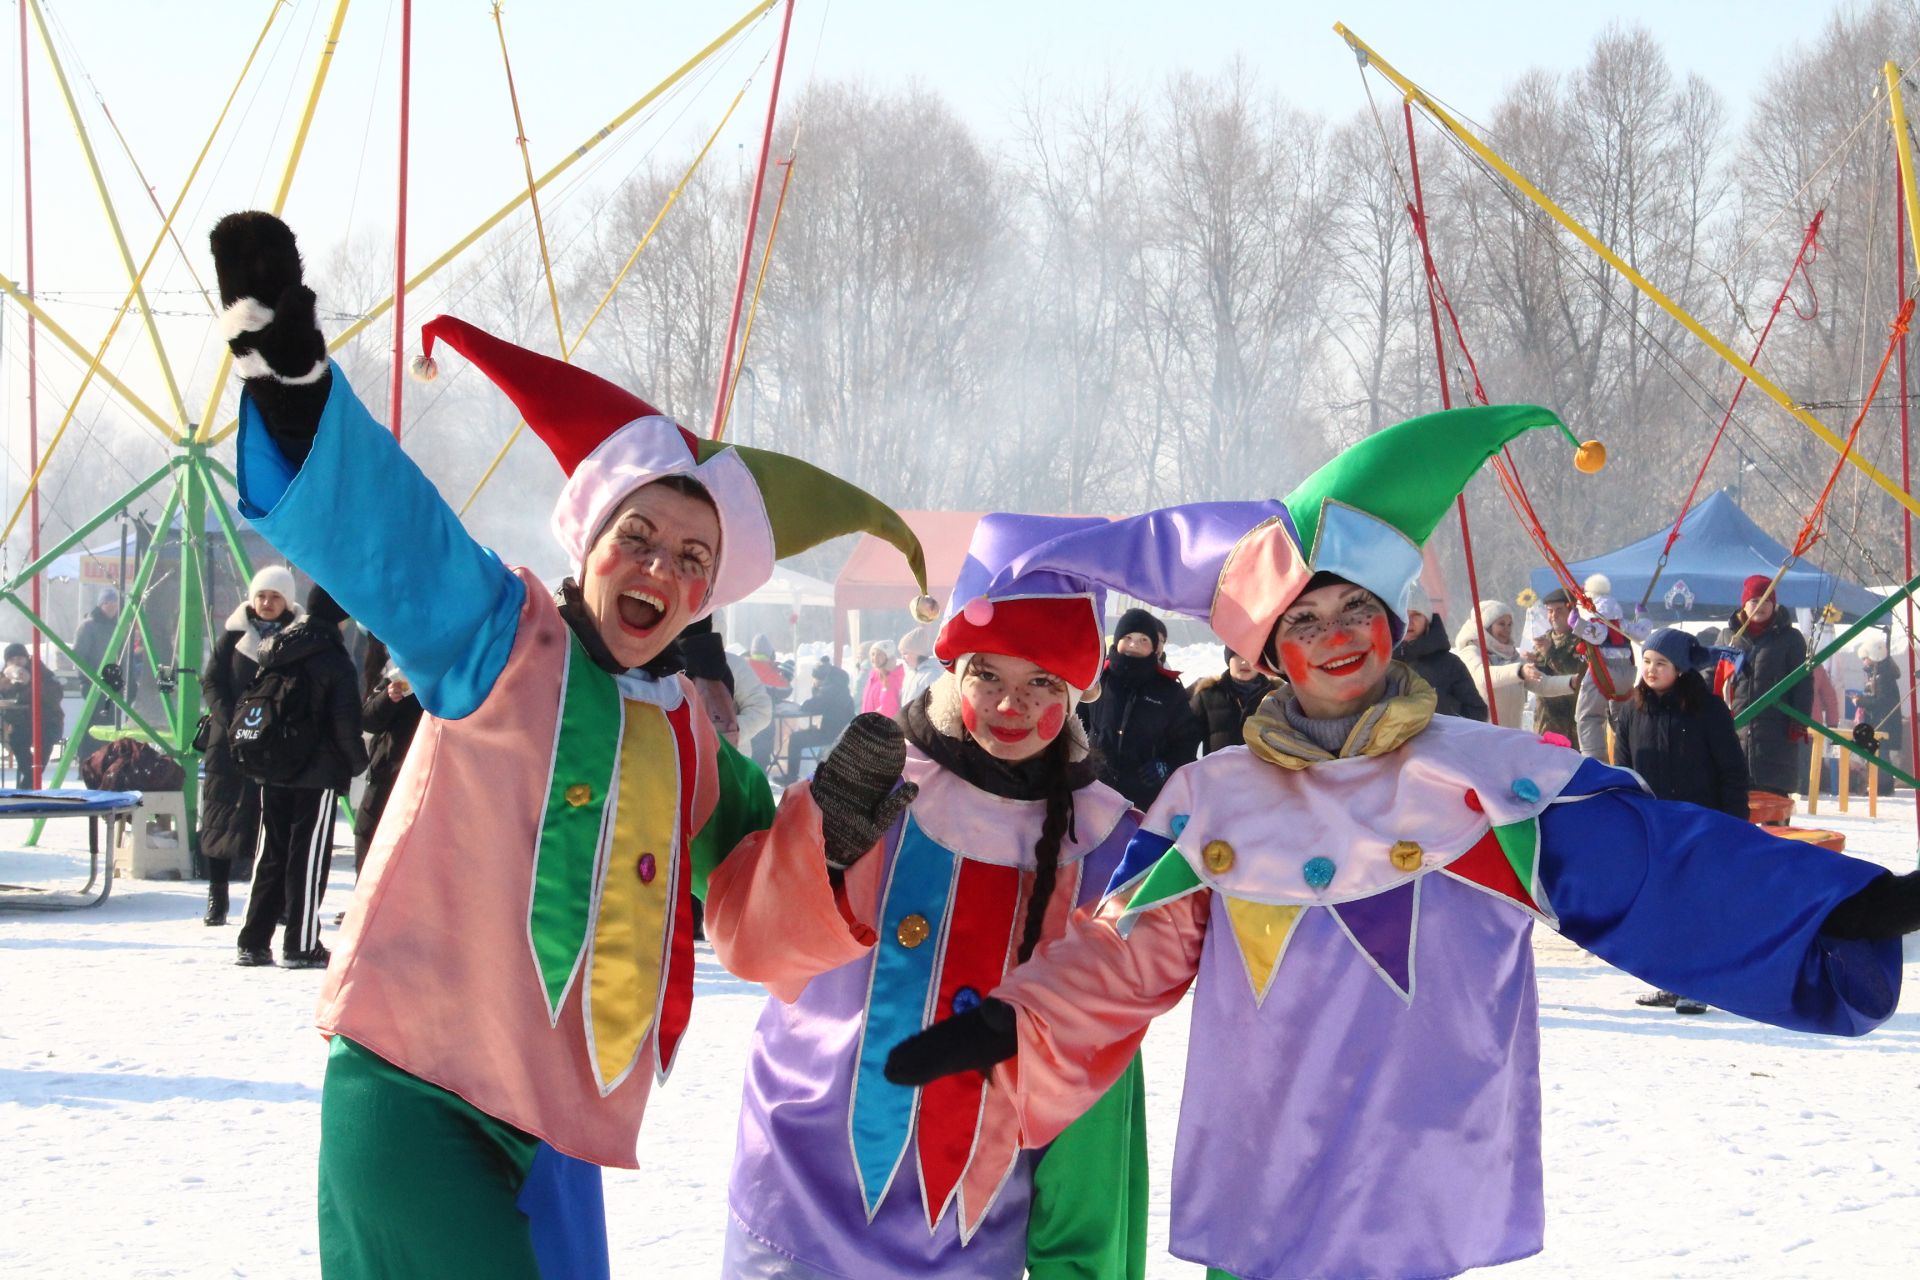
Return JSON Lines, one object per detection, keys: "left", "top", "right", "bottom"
{"left": 318, "top": 1037, "right": 544, "bottom": 1279}
{"left": 1027, "top": 1053, "right": 1150, "bottom": 1279}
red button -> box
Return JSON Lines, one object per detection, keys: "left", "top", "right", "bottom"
{"left": 1463, "top": 789, "right": 1483, "bottom": 812}
{"left": 637, "top": 853, "right": 657, "bottom": 884}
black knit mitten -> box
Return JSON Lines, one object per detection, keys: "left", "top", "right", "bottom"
{"left": 884, "top": 997, "right": 1018, "bottom": 1085}
{"left": 812, "top": 712, "right": 918, "bottom": 870}
{"left": 1822, "top": 870, "right": 1920, "bottom": 939}
{"left": 209, "top": 211, "right": 330, "bottom": 460}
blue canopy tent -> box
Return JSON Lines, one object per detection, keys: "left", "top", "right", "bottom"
{"left": 1527, "top": 489, "right": 1884, "bottom": 620}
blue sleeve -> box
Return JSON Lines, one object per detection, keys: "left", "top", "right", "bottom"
{"left": 235, "top": 364, "right": 522, "bottom": 719}
{"left": 1537, "top": 786, "right": 1902, "bottom": 1036}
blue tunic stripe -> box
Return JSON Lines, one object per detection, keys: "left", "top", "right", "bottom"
{"left": 849, "top": 817, "right": 958, "bottom": 1215}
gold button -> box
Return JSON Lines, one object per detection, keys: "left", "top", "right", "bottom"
{"left": 1389, "top": 840, "right": 1423, "bottom": 872}
{"left": 565, "top": 783, "right": 593, "bottom": 808}
{"left": 895, "top": 914, "right": 931, "bottom": 948}
{"left": 1202, "top": 840, "right": 1235, "bottom": 874}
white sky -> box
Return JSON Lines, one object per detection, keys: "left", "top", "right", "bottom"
{"left": 0, "top": 0, "right": 1882, "bottom": 472}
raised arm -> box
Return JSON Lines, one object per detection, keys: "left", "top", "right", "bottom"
{"left": 212, "top": 213, "right": 520, "bottom": 719}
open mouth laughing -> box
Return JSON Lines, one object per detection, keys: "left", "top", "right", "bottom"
{"left": 617, "top": 586, "right": 669, "bottom": 633}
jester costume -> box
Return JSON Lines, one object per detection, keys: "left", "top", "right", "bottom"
{"left": 895, "top": 405, "right": 1912, "bottom": 1280}
{"left": 707, "top": 515, "right": 1149, "bottom": 1277}
{"left": 213, "top": 214, "right": 933, "bottom": 1280}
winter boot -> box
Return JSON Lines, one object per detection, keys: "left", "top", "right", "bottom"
{"left": 235, "top": 946, "right": 275, "bottom": 967}
{"left": 203, "top": 881, "right": 229, "bottom": 927}
{"left": 1635, "top": 989, "right": 1679, "bottom": 1008}
{"left": 1673, "top": 997, "right": 1710, "bottom": 1015}
{"left": 283, "top": 942, "right": 332, "bottom": 971}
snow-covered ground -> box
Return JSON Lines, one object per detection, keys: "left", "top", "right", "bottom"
{"left": 3, "top": 802, "right": 1918, "bottom": 1278}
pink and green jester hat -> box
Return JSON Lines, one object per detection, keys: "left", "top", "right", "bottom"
{"left": 986, "top": 404, "right": 1597, "bottom": 676}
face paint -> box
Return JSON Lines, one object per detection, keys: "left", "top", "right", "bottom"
{"left": 1369, "top": 614, "right": 1392, "bottom": 661}
{"left": 960, "top": 698, "right": 979, "bottom": 734}
{"left": 1278, "top": 640, "right": 1313, "bottom": 686}
{"left": 1036, "top": 703, "right": 1066, "bottom": 741}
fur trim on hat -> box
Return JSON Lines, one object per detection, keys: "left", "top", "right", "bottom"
{"left": 1583, "top": 573, "right": 1613, "bottom": 599}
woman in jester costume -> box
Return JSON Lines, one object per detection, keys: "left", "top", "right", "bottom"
{"left": 887, "top": 404, "right": 1920, "bottom": 1280}
{"left": 206, "top": 212, "right": 936, "bottom": 1279}
{"left": 707, "top": 513, "right": 1149, "bottom": 1278}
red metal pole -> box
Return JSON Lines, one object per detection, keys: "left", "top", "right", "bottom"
{"left": 709, "top": 0, "right": 795, "bottom": 440}
{"left": 1898, "top": 161, "right": 1918, "bottom": 836}
{"left": 1403, "top": 103, "right": 1498, "bottom": 723}
{"left": 21, "top": 2, "right": 43, "bottom": 786}
{"left": 387, "top": 0, "right": 412, "bottom": 442}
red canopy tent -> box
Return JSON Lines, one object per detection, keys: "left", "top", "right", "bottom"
{"left": 833, "top": 510, "right": 984, "bottom": 661}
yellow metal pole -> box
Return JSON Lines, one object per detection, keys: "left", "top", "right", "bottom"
{"left": 26, "top": 0, "right": 187, "bottom": 427}
{"left": 1870, "top": 762, "right": 1879, "bottom": 816}
{"left": 492, "top": 2, "right": 567, "bottom": 352}
{"left": 0, "top": 1, "right": 286, "bottom": 547}
{"left": 1807, "top": 735, "right": 1821, "bottom": 815}
{"left": 1336, "top": 23, "right": 1920, "bottom": 522}
{"left": 206, "top": 0, "right": 777, "bottom": 447}
{"left": 1886, "top": 63, "right": 1920, "bottom": 282}
{"left": 457, "top": 84, "right": 752, "bottom": 515}
{"left": 0, "top": 270, "right": 181, "bottom": 439}
{"left": 195, "top": 0, "right": 353, "bottom": 441}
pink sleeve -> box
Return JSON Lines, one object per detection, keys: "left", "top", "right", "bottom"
{"left": 990, "top": 888, "right": 1211, "bottom": 1147}
{"left": 705, "top": 780, "right": 888, "bottom": 1003}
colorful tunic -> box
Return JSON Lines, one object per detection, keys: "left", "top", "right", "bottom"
{"left": 236, "top": 367, "right": 766, "bottom": 1169}
{"left": 708, "top": 747, "right": 1148, "bottom": 1278}
{"left": 991, "top": 715, "right": 1903, "bottom": 1280}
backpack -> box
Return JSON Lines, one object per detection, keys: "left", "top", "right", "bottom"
{"left": 228, "top": 662, "right": 319, "bottom": 784}
{"left": 80, "top": 737, "right": 186, "bottom": 792}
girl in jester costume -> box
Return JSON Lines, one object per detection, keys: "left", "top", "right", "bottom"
{"left": 706, "top": 512, "right": 1149, "bottom": 1278}
{"left": 886, "top": 403, "right": 1920, "bottom": 1280}
{"left": 206, "top": 212, "right": 936, "bottom": 1279}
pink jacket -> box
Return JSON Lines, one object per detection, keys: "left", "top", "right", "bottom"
{"left": 861, "top": 664, "right": 904, "bottom": 717}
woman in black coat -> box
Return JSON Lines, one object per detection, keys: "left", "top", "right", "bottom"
{"left": 354, "top": 636, "right": 424, "bottom": 877}
{"left": 1610, "top": 628, "right": 1750, "bottom": 819}
{"left": 1082, "top": 607, "right": 1203, "bottom": 808}
{"left": 1392, "top": 596, "right": 1488, "bottom": 722}
{"left": 1189, "top": 646, "right": 1274, "bottom": 755}
{"left": 1718, "top": 577, "right": 1811, "bottom": 799}
{"left": 1612, "top": 627, "right": 1751, "bottom": 1016}
{"left": 198, "top": 566, "right": 302, "bottom": 926}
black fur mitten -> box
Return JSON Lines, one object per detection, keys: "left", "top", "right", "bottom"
{"left": 1822, "top": 870, "right": 1920, "bottom": 939}
{"left": 811, "top": 712, "right": 918, "bottom": 870}
{"left": 209, "top": 211, "right": 330, "bottom": 460}
{"left": 884, "top": 997, "right": 1018, "bottom": 1085}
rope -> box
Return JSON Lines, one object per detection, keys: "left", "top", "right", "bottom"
{"left": 715, "top": 146, "right": 799, "bottom": 440}
{"left": 1639, "top": 210, "right": 1825, "bottom": 609}
{"left": 492, "top": 2, "right": 567, "bottom": 353}
{"left": 1729, "top": 296, "right": 1917, "bottom": 645}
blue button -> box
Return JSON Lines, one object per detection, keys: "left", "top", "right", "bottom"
{"left": 1170, "top": 814, "right": 1190, "bottom": 838}
{"left": 1511, "top": 777, "right": 1541, "bottom": 804}
{"left": 1302, "top": 856, "right": 1336, "bottom": 890}
{"left": 951, "top": 986, "right": 982, "bottom": 1016}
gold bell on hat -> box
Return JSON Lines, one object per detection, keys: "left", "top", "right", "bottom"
{"left": 911, "top": 594, "right": 941, "bottom": 624}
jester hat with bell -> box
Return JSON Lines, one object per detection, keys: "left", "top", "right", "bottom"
{"left": 935, "top": 513, "right": 1110, "bottom": 696}
{"left": 988, "top": 405, "right": 1595, "bottom": 678}
{"left": 414, "top": 315, "right": 937, "bottom": 622}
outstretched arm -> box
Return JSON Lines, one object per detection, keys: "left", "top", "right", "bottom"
{"left": 1539, "top": 768, "right": 1905, "bottom": 1034}
{"left": 211, "top": 212, "right": 520, "bottom": 719}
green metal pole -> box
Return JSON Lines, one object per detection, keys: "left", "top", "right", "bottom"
{"left": 1, "top": 461, "right": 170, "bottom": 592}
{"left": 176, "top": 447, "right": 210, "bottom": 868}
{"left": 1783, "top": 704, "right": 1920, "bottom": 791}
{"left": 1731, "top": 572, "right": 1920, "bottom": 727}
{"left": 201, "top": 461, "right": 256, "bottom": 583}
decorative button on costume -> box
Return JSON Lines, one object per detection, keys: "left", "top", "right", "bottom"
{"left": 1202, "top": 840, "right": 1235, "bottom": 874}
{"left": 896, "top": 914, "right": 931, "bottom": 949}
{"left": 565, "top": 783, "right": 593, "bottom": 808}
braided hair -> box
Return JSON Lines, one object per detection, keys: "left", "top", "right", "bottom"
{"left": 1016, "top": 733, "right": 1080, "bottom": 964}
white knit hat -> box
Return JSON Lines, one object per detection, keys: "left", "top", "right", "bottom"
{"left": 248, "top": 564, "right": 297, "bottom": 602}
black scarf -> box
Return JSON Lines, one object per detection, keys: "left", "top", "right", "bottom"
{"left": 899, "top": 690, "right": 1099, "bottom": 802}
{"left": 1103, "top": 651, "right": 1163, "bottom": 693}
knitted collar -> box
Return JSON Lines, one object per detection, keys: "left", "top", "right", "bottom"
{"left": 1242, "top": 661, "right": 1437, "bottom": 770}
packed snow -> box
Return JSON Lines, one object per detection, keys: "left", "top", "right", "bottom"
{"left": 3, "top": 800, "right": 1918, "bottom": 1278}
